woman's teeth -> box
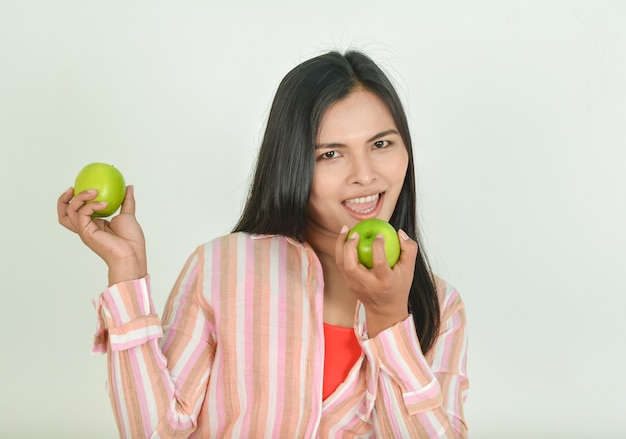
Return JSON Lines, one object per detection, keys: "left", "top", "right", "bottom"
{"left": 354, "top": 205, "right": 376, "bottom": 213}
{"left": 344, "top": 194, "right": 379, "bottom": 204}
{"left": 344, "top": 193, "right": 380, "bottom": 213}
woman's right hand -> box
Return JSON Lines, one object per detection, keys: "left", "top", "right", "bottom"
{"left": 57, "top": 185, "right": 147, "bottom": 286}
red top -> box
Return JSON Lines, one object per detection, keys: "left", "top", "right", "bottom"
{"left": 322, "top": 323, "right": 362, "bottom": 400}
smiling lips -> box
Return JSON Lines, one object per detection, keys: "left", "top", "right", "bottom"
{"left": 343, "top": 193, "right": 381, "bottom": 214}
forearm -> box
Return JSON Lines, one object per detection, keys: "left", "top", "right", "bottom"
{"left": 358, "top": 291, "right": 468, "bottom": 438}
{"left": 106, "top": 341, "right": 198, "bottom": 438}
{"left": 95, "top": 267, "right": 213, "bottom": 438}
{"left": 372, "top": 369, "right": 468, "bottom": 438}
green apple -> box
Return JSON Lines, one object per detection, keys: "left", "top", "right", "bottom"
{"left": 73, "top": 162, "right": 126, "bottom": 217}
{"left": 347, "top": 218, "right": 401, "bottom": 268}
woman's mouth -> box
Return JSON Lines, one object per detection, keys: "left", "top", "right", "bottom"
{"left": 342, "top": 193, "right": 383, "bottom": 216}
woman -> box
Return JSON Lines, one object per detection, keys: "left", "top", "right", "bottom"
{"left": 58, "top": 50, "right": 468, "bottom": 438}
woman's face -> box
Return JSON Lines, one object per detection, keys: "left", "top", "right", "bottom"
{"left": 307, "top": 88, "right": 409, "bottom": 242}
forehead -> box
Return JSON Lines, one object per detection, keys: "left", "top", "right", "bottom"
{"left": 317, "top": 89, "right": 396, "bottom": 141}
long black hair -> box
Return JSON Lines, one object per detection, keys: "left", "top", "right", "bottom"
{"left": 233, "top": 51, "right": 440, "bottom": 354}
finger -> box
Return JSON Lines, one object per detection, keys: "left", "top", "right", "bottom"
{"left": 77, "top": 201, "right": 108, "bottom": 219}
{"left": 119, "top": 185, "right": 136, "bottom": 215}
{"left": 371, "top": 234, "right": 392, "bottom": 276}
{"left": 61, "top": 188, "right": 97, "bottom": 231}
{"left": 64, "top": 189, "right": 96, "bottom": 227}
{"left": 342, "top": 230, "right": 361, "bottom": 271}
{"left": 67, "top": 189, "right": 98, "bottom": 214}
{"left": 75, "top": 201, "right": 108, "bottom": 239}
{"left": 334, "top": 225, "right": 350, "bottom": 267}
{"left": 396, "top": 229, "right": 418, "bottom": 269}
{"left": 57, "top": 187, "right": 75, "bottom": 226}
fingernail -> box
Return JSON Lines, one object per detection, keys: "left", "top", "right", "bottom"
{"left": 350, "top": 231, "right": 359, "bottom": 240}
{"left": 399, "top": 229, "right": 409, "bottom": 240}
{"left": 340, "top": 225, "right": 349, "bottom": 234}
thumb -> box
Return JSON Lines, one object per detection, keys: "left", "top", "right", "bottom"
{"left": 397, "top": 229, "right": 418, "bottom": 267}
{"left": 119, "top": 185, "right": 136, "bottom": 215}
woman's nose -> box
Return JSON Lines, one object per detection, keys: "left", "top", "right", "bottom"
{"left": 348, "top": 154, "right": 376, "bottom": 185}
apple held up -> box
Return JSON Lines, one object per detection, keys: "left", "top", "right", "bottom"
{"left": 347, "top": 218, "right": 401, "bottom": 269}
{"left": 73, "top": 162, "right": 126, "bottom": 217}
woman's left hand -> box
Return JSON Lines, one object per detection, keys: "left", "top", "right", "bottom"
{"left": 335, "top": 225, "right": 418, "bottom": 337}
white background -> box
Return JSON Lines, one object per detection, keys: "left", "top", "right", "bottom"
{"left": 1, "top": 1, "right": 625, "bottom": 438}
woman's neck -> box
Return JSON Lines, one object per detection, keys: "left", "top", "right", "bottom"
{"left": 306, "top": 231, "right": 357, "bottom": 328}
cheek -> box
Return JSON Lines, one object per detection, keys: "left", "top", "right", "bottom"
{"left": 310, "top": 164, "right": 339, "bottom": 199}
{"left": 398, "top": 158, "right": 409, "bottom": 181}
{"left": 387, "top": 150, "right": 409, "bottom": 184}
{"left": 308, "top": 167, "right": 332, "bottom": 213}
{"left": 307, "top": 181, "right": 334, "bottom": 228}
{"left": 309, "top": 168, "right": 324, "bottom": 201}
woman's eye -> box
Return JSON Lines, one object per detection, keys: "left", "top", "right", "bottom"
{"left": 320, "top": 150, "right": 339, "bottom": 159}
{"left": 374, "top": 140, "right": 389, "bottom": 149}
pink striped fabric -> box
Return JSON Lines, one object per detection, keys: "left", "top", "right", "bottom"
{"left": 93, "top": 232, "right": 469, "bottom": 438}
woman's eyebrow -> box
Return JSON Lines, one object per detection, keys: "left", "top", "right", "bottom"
{"left": 315, "top": 142, "right": 345, "bottom": 150}
{"left": 316, "top": 129, "right": 400, "bottom": 150}
{"left": 367, "top": 129, "right": 400, "bottom": 143}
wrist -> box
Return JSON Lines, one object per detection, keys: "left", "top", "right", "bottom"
{"left": 107, "top": 256, "right": 147, "bottom": 286}
{"left": 364, "top": 307, "right": 409, "bottom": 338}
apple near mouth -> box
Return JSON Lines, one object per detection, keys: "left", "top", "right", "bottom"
{"left": 73, "top": 162, "right": 126, "bottom": 217}
{"left": 346, "top": 218, "right": 401, "bottom": 268}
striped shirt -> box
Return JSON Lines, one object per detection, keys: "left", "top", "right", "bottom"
{"left": 93, "top": 232, "right": 469, "bottom": 438}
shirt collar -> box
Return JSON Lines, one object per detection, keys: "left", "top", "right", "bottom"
{"left": 250, "top": 233, "right": 308, "bottom": 249}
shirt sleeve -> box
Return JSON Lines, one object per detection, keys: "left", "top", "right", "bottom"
{"left": 356, "top": 282, "right": 469, "bottom": 438}
{"left": 92, "top": 246, "right": 216, "bottom": 439}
